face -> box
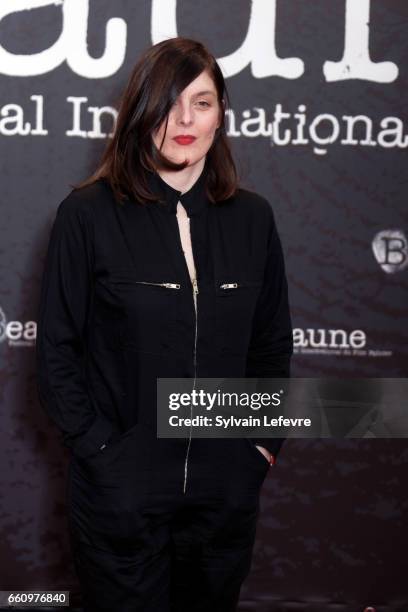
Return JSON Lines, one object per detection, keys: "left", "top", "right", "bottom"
{"left": 152, "top": 70, "right": 223, "bottom": 169}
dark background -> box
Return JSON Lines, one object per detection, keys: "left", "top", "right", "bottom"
{"left": 0, "top": 1, "right": 407, "bottom": 610}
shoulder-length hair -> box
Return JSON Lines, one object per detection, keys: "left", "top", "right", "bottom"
{"left": 74, "top": 37, "right": 238, "bottom": 206}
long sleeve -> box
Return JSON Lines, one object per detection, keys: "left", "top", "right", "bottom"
{"left": 245, "top": 204, "right": 293, "bottom": 460}
{"left": 35, "top": 194, "right": 119, "bottom": 459}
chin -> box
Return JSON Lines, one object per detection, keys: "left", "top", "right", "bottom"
{"left": 172, "top": 154, "right": 197, "bottom": 167}
{"left": 164, "top": 147, "right": 203, "bottom": 168}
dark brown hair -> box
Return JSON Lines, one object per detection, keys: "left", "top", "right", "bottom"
{"left": 74, "top": 37, "right": 239, "bottom": 206}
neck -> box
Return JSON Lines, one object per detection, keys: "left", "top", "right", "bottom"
{"left": 155, "top": 158, "right": 206, "bottom": 194}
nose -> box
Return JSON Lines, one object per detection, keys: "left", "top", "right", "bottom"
{"left": 175, "top": 101, "right": 193, "bottom": 126}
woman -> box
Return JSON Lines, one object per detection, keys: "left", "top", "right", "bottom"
{"left": 36, "top": 37, "right": 293, "bottom": 612}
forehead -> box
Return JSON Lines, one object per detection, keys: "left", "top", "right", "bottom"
{"left": 180, "top": 71, "right": 217, "bottom": 96}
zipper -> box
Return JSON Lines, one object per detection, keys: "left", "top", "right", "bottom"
{"left": 183, "top": 277, "right": 199, "bottom": 494}
{"left": 219, "top": 281, "right": 262, "bottom": 290}
{"left": 108, "top": 278, "right": 181, "bottom": 289}
{"left": 138, "top": 281, "right": 180, "bottom": 289}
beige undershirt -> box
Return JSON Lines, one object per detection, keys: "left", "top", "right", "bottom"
{"left": 176, "top": 201, "right": 196, "bottom": 283}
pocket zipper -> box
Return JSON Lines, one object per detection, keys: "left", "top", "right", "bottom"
{"left": 137, "top": 281, "right": 181, "bottom": 289}
{"left": 109, "top": 278, "right": 181, "bottom": 289}
{"left": 219, "top": 281, "right": 261, "bottom": 290}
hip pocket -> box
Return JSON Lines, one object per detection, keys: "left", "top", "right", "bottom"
{"left": 73, "top": 423, "right": 147, "bottom": 477}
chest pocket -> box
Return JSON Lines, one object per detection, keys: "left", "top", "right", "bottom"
{"left": 215, "top": 279, "right": 263, "bottom": 356}
{"left": 101, "top": 274, "right": 181, "bottom": 354}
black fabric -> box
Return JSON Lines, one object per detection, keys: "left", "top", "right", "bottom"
{"left": 67, "top": 433, "right": 270, "bottom": 612}
{"left": 143, "top": 165, "right": 291, "bottom": 458}
{"left": 36, "top": 163, "right": 292, "bottom": 460}
{"left": 36, "top": 164, "right": 293, "bottom": 608}
{"left": 145, "top": 162, "right": 210, "bottom": 217}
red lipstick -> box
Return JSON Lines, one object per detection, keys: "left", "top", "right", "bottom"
{"left": 173, "top": 135, "right": 196, "bottom": 145}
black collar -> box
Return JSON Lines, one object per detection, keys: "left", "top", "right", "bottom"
{"left": 146, "top": 164, "right": 210, "bottom": 217}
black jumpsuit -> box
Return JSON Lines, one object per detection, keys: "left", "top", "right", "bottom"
{"left": 35, "top": 164, "right": 293, "bottom": 611}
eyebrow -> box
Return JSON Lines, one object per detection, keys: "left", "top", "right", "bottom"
{"left": 193, "top": 90, "right": 216, "bottom": 97}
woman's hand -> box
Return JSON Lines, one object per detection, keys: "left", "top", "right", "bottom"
{"left": 254, "top": 445, "right": 274, "bottom": 465}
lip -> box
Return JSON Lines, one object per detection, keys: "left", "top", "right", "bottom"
{"left": 173, "top": 136, "right": 197, "bottom": 145}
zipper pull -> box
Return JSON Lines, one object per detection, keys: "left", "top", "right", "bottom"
{"left": 220, "top": 283, "right": 238, "bottom": 289}
{"left": 163, "top": 283, "right": 181, "bottom": 289}
{"left": 192, "top": 278, "right": 199, "bottom": 294}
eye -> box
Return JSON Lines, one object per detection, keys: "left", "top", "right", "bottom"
{"left": 196, "top": 100, "right": 211, "bottom": 108}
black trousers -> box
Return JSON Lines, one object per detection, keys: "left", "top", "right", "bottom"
{"left": 67, "top": 424, "right": 270, "bottom": 612}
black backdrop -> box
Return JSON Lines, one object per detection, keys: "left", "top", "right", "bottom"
{"left": 0, "top": 1, "right": 407, "bottom": 610}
